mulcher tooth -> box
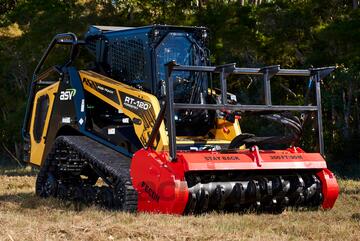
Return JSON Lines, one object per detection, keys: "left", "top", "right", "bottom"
{"left": 275, "top": 176, "right": 289, "bottom": 196}
{"left": 267, "top": 176, "right": 287, "bottom": 210}
{"left": 230, "top": 183, "right": 243, "bottom": 211}
{"left": 243, "top": 181, "right": 253, "bottom": 204}
{"left": 259, "top": 177, "right": 272, "bottom": 197}
{"left": 198, "top": 188, "right": 210, "bottom": 212}
{"left": 307, "top": 175, "right": 323, "bottom": 206}
{"left": 288, "top": 174, "right": 305, "bottom": 206}
{"left": 257, "top": 177, "right": 273, "bottom": 203}
{"left": 215, "top": 185, "right": 226, "bottom": 210}
{"left": 257, "top": 177, "right": 276, "bottom": 211}
{"left": 253, "top": 180, "right": 261, "bottom": 208}
{"left": 186, "top": 192, "right": 197, "bottom": 214}
{"left": 231, "top": 183, "right": 242, "bottom": 203}
{"left": 283, "top": 179, "right": 291, "bottom": 193}
{"left": 239, "top": 182, "right": 247, "bottom": 205}
{"left": 303, "top": 175, "right": 319, "bottom": 204}
{"left": 245, "top": 180, "right": 261, "bottom": 206}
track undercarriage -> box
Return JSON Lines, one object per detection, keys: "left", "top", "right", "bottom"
{"left": 36, "top": 136, "right": 137, "bottom": 211}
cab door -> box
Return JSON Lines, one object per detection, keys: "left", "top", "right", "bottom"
{"left": 29, "top": 82, "right": 59, "bottom": 166}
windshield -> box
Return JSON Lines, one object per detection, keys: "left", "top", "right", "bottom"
{"left": 155, "top": 31, "right": 212, "bottom": 136}
{"left": 156, "top": 32, "right": 193, "bottom": 81}
{"left": 155, "top": 32, "right": 207, "bottom": 103}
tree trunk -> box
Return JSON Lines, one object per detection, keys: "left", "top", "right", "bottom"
{"left": 355, "top": 96, "right": 360, "bottom": 136}
{"left": 331, "top": 96, "right": 336, "bottom": 140}
{"left": 353, "top": 0, "right": 359, "bottom": 9}
{"left": 127, "top": 5, "right": 134, "bottom": 22}
{"left": 2, "top": 143, "right": 22, "bottom": 167}
{"left": 342, "top": 82, "right": 353, "bottom": 141}
{"left": 1, "top": 107, "right": 7, "bottom": 121}
{"left": 14, "top": 142, "right": 22, "bottom": 161}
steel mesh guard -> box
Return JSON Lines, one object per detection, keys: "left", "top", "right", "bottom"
{"left": 109, "top": 38, "right": 145, "bottom": 83}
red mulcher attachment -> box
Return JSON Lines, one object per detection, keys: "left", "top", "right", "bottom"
{"left": 130, "top": 62, "right": 339, "bottom": 214}
{"left": 131, "top": 147, "right": 339, "bottom": 214}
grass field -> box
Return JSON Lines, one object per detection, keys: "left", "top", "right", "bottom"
{"left": 0, "top": 167, "right": 359, "bottom": 241}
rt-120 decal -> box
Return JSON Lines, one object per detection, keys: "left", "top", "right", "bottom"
{"left": 123, "top": 96, "right": 151, "bottom": 111}
{"left": 118, "top": 91, "right": 157, "bottom": 146}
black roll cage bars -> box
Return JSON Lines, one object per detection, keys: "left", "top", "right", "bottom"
{"left": 146, "top": 61, "right": 335, "bottom": 161}
{"left": 22, "top": 33, "right": 84, "bottom": 140}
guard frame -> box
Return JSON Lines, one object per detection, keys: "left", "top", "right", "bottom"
{"left": 146, "top": 61, "right": 335, "bottom": 161}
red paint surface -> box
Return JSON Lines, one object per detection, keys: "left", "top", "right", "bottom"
{"left": 316, "top": 169, "right": 340, "bottom": 209}
{"left": 130, "top": 147, "right": 338, "bottom": 214}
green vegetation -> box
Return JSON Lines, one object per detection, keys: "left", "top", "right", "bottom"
{"left": 0, "top": 0, "right": 359, "bottom": 176}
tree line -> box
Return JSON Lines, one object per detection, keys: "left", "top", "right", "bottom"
{"left": 0, "top": 0, "right": 359, "bottom": 174}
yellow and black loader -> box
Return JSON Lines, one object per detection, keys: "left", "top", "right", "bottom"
{"left": 22, "top": 25, "right": 339, "bottom": 214}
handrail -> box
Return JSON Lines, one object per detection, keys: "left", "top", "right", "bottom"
{"left": 161, "top": 61, "right": 335, "bottom": 160}
{"left": 32, "top": 32, "right": 82, "bottom": 80}
{"left": 35, "top": 66, "right": 62, "bottom": 83}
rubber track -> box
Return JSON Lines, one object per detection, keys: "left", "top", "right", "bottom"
{"left": 53, "top": 135, "right": 137, "bottom": 211}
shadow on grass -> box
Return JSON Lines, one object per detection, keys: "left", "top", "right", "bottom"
{"left": 0, "top": 192, "right": 107, "bottom": 212}
{"left": 0, "top": 192, "right": 72, "bottom": 210}
{"left": 0, "top": 191, "right": 324, "bottom": 216}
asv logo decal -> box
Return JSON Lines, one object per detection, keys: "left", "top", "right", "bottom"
{"left": 59, "top": 89, "right": 76, "bottom": 100}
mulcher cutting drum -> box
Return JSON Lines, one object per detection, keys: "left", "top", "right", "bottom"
{"left": 23, "top": 25, "right": 339, "bottom": 214}
{"left": 130, "top": 148, "right": 338, "bottom": 214}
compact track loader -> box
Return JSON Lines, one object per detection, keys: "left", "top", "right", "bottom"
{"left": 23, "top": 25, "right": 339, "bottom": 214}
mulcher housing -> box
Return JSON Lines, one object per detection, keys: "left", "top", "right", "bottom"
{"left": 23, "top": 25, "right": 339, "bottom": 214}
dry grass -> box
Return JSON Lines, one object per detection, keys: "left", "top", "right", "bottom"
{"left": 0, "top": 167, "right": 359, "bottom": 241}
